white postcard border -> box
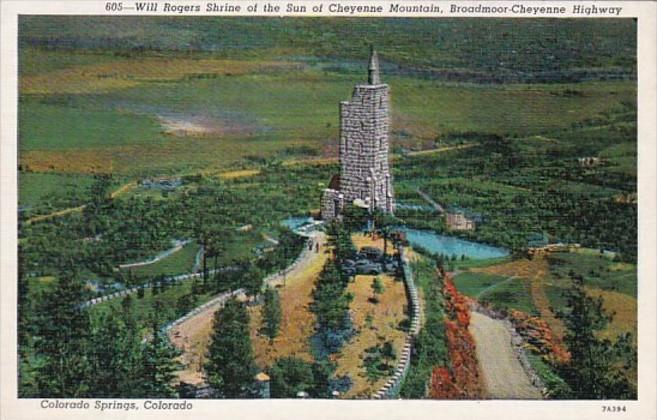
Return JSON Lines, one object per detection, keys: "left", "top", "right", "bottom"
{"left": 1, "top": 1, "right": 655, "bottom": 419}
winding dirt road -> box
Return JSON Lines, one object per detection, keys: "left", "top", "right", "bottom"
{"left": 169, "top": 231, "right": 326, "bottom": 384}
{"left": 469, "top": 311, "right": 543, "bottom": 399}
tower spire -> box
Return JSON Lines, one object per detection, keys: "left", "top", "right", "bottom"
{"left": 368, "top": 45, "right": 381, "bottom": 85}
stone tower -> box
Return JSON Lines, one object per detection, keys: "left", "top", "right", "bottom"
{"left": 321, "top": 47, "right": 395, "bottom": 220}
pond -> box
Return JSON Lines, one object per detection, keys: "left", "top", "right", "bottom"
{"left": 397, "top": 227, "right": 509, "bottom": 260}
{"left": 280, "top": 216, "right": 315, "bottom": 231}
{"left": 280, "top": 217, "right": 509, "bottom": 259}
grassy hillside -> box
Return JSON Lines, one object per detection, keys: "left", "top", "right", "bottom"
{"left": 18, "top": 73, "right": 635, "bottom": 176}
{"left": 19, "top": 17, "right": 636, "bottom": 81}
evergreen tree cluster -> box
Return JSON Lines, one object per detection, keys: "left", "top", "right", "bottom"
{"left": 261, "top": 287, "right": 282, "bottom": 342}
{"left": 554, "top": 273, "right": 637, "bottom": 399}
{"left": 268, "top": 357, "right": 340, "bottom": 398}
{"left": 21, "top": 274, "right": 180, "bottom": 398}
{"left": 204, "top": 298, "right": 257, "bottom": 398}
{"left": 311, "top": 226, "right": 355, "bottom": 355}
{"left": 311, "top": 260, "right": 354, "bottom": 354}
{"left": 325, "top": 221, "right": 357, "bottom": 262}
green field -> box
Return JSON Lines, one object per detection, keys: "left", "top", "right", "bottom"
{"left": 120, "top": 229, "right": 269, "bottom": 281}
{"left": 453, "top": 271, "right": 536, "bottom": 314}
{"left": 546, "top": 252, "right": 637, "bottom": 297}
{"left": 18, "top": 172, "right": 95, "bottom": 208}
{"left": 18, "top": 17, "right": 636, "bottom": 178}
{"left": 124, "top": 242, "right": 201, "bottom": 278}
{"left": 19, "top": 71, "right": 636, "bottom": 176}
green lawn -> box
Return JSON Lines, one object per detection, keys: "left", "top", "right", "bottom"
{"left": 453, "top": 271, "right": 536, "bottom": 313}
{"left": 123, "top": 231, "right": 263, "bottom": 279}
{"left": 123, "top": 242, "right": 201, "bottom": 278}
{"left": 452, "top": 272, "right": 508, "bottom": 297}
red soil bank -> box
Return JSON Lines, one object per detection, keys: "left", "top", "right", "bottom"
{"left": 430, "top": 274, "right": 482, "bottom": 399}
{"left": 509, "top": 309, "right": 570, "bottom": 364}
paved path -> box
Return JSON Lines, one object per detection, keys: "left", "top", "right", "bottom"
{"left": 469, "top": 311, "right": 543, "bottom": 399}
{"left": 264, "top": 231, "right": 324, "bottom": 287}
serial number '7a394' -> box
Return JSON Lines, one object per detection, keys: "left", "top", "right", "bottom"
{"left": 602, "top": 406, "right": 627, "bottom": 413}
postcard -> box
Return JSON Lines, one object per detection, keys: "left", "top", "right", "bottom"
{"left": 1, "top": 1, "right": 655, "bottom": 419}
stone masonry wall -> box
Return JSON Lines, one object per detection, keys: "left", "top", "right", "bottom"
{"left": 371, "top": 246, "right": 421, "bottom": 399}
{"left": 339, "top": 84, "right": 394, "bottom": 213}
{"left": 321, "top": 188, "right": 344, "bottom": 220}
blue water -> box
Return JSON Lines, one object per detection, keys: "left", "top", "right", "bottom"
{"left": 280, "top": 217, "right": 508, "bottom": 259}
{"left": 281, "top": 216, "right": 314, "bottom": 231}
{"left": 398, "top": 227, "right": 509, "bottom": 260}
{"left": 395, "top": 203, "right": 436, "bottom": 212}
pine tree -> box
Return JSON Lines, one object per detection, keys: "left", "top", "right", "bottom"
{"left": 309, "top": 360, "right": 333, "bottom": 398}
{"left": 370, "top": 277, "right": 384, "bottom": 303}
{"left": 17, "top": 252, "right": 30, "bottom": 354}
{"left": 556, "top": 273, "right": 637, "bottom": 399}
{"left": 373, "top": 210, "right": 397, "bottom": 261}
{"left": 134, "top": 319, "right": 181, "bottom": 398}
{"left": 33, "top": 273, "right": 92, "bottom": 397}
{"left": 261, "top": 287, "right": 282, "bottom": 342}
{"left": 205, "top": 297, "right": 257, "bottom": 398}
{"left": 118, "top": 295, "right": 143, "bottom": 393}
{"left": 88, "top": 309, "right": 134, "bottom": 396}
{"left": 269, "top": 357, "right": 314, "bottom": 398}
{"left": 86, "top": 295, "right": 144, "bottom": 397}
{"left": 243, "top": 266, "right": 263, "bottom": 299}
